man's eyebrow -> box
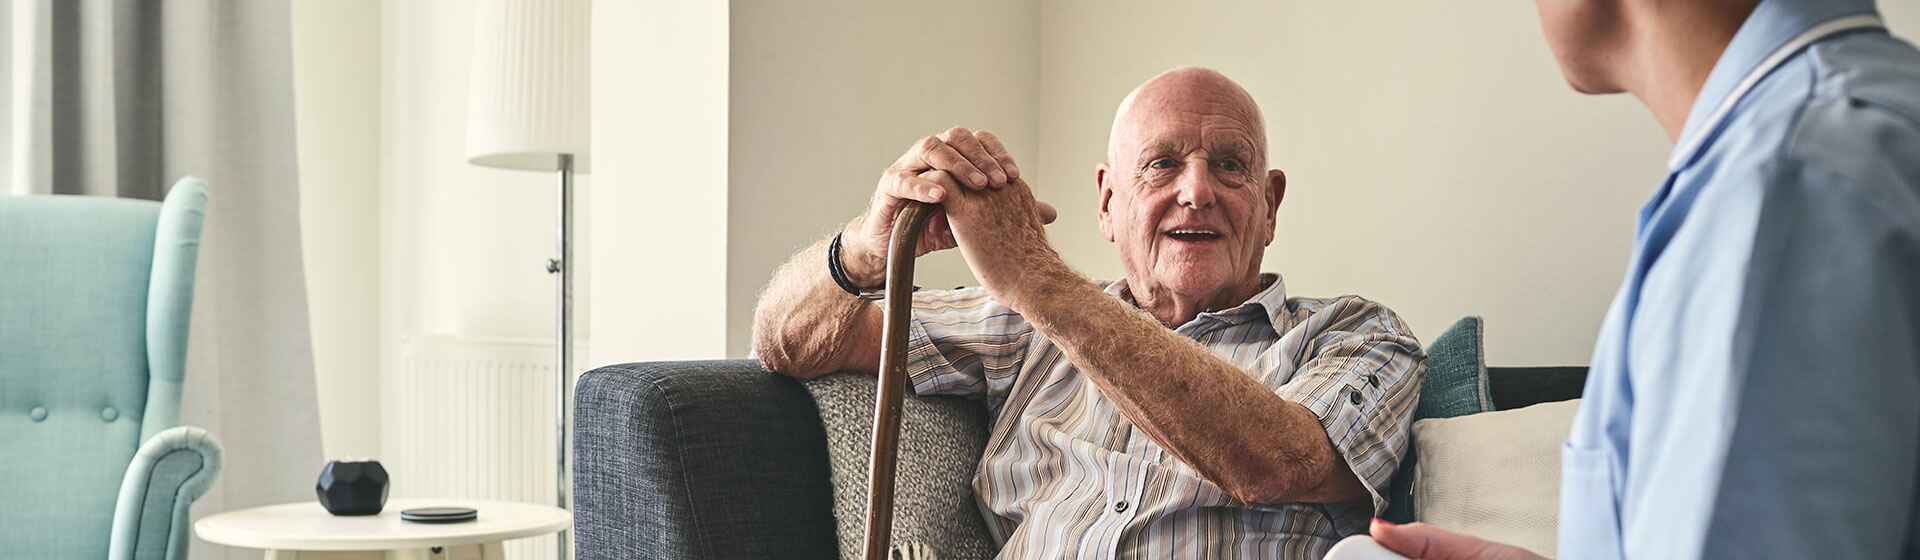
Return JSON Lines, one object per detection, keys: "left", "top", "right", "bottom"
{"left": 1135, "top": 140, "right": 1189, "bottom": 161}
{"left": 1207, "top": 139, "right": 1255, "bottom": 160}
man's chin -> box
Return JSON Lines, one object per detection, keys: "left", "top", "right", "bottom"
{"left": 1153, "top": 270, "right": 1236, "bottom": 299}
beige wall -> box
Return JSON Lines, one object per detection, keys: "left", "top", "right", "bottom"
{"left": 292, "top": 0, "right": 382, "bottom": 460}
{"left": 586, "top": 0, "right": 730, "bottom": 365}
{"left": 718, "top": 1, "right": 1920, "bottom": 365}
{"left": 297, "top": 2, "right": 1920, "bottom": 449}
{"left": 379, "top": 0, "right": 589, "bottom": 347}
{"left": 724, "top": 0, "right": 1042, "bottom": 357}
{"left": 1036, "top": 1, "right": 1675, "bottom": 365}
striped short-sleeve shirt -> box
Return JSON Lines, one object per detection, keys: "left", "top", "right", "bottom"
{"left": 905, "top": 273, "right": 1426, "bottom": 559}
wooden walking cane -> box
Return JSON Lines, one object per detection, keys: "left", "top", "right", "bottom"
{"left": 861, "top": 200, "right": 937, "bottom": 560}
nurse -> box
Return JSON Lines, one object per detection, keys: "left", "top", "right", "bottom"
{"left": 1369, "top": 0, "right": 1920, "bottom": 558}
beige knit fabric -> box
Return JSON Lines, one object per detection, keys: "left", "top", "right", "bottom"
{"left": 1411, "top": 399, "right": 1583, "bottom": 558}
{"left": 805, "top": 374, "right": 996, "bottom": 560}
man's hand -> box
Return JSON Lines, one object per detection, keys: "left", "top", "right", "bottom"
{"left": 1368, "top": 519, "right": 1548, "bottom": 560}
{"left": 841, "top": 127, "right": 1057, "bottom": 287}
{"left": 939, "top": 173, "right": 1062, "bottom": 307}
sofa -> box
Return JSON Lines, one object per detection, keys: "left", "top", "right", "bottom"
{"left": 574, "top": 316, "right": 1587, "bottom": 559}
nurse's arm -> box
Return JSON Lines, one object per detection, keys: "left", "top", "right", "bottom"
{"left": 1695, "top": 162, "right": 1920, "bottom": 558}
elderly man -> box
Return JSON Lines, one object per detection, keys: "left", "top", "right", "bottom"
{"left": 754, "top": 67, "right": 1425, "bottom": 558}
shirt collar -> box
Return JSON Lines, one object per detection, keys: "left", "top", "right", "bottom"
{"left": 1105, "top": 273, "right": 1290, "bottom": 334}
{"left": 1669, "top": 0, "right": 1880, "bottom": 171}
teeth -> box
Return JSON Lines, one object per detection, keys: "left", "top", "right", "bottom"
{"left": 1169, "top": 229, "right": 1217, "bottom": 235}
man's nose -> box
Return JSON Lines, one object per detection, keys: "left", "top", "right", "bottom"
{"left": 1175, "top": 163, "right": 1217, "bottom": 209}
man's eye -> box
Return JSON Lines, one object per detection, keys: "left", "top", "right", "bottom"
{"left": 1218, "top": 160, "right": 1241, "bottom": 172}
{"left": 1150, "top": 159, "right": 1176, "bottom": 170}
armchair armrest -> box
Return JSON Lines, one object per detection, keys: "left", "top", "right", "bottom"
{"left": 109, "top": 426, "right": 224, "bottom": 560}
{"left": 573, "top": 360, "right": 838, "bottom": 560}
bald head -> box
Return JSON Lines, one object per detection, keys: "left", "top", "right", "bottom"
{"left": 1108, "top": 67, "right": 1267, "bottom": 167}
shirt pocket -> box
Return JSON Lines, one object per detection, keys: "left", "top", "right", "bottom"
{"left": 1557, "top": 443, "right": 1625, "bottom": 560}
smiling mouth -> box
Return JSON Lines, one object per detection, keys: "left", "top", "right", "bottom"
{"left": 1165, "top": 229, "right": 1222, "bottom": 243}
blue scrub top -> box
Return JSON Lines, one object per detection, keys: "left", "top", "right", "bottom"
{"left": 1558, "top": 0, "right": 1920, "bottom": 558}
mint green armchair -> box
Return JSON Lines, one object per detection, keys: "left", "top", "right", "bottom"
{"left": 0, "top": 177, "right": 226, "bottom": 560}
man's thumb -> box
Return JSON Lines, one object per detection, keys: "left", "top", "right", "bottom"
{"left": 1036, "top": 200, "right": 1059, "bottom": 224}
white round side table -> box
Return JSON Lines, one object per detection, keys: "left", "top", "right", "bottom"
{"left": 194, "top": 498, "right": 570, "bottom": 560}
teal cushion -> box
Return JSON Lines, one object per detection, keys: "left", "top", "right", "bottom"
{"left": 1382, "top": 316, "right": 1490, "bottom": 523}
{"left": 1416, "top": 316, "right": 1493, "bottom": 419}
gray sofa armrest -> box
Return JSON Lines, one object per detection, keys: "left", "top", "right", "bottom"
{"left": 574, "top": 360, "right": 838, "bottom": 560}
{"left": 109, "top": 426, "right": 223, "bottom": 560}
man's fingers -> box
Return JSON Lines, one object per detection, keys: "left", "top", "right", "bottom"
{"left": 974, "top": 130, "right": 1020, "bottom": 180}
{"left": 938, "top": 127, "right": 1006, "bottom": 187}
{"left": 917, "top": 170, "right": 967, "bottom": 198}
{"left": 884, "top": 169, "right": 947, "bottom": 204}
{"left": 911, "top": 136, "right": 989, "bottom": 188}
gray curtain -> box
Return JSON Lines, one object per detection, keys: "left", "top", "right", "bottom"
{"left": 3, "top": 1, "right": 323, "bottom": 558}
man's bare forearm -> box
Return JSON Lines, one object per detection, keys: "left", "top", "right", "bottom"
{"left": 1006, "top": 262, "right": 1367, "bottom": 505}
{"left": 751, "top": 231, "right": 883, "bottom": 378}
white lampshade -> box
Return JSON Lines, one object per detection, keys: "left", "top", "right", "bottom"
{"left": 466, "top": 0, "right": 591, "bottom": 172}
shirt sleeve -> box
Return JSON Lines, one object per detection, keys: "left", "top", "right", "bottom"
{"left": 902, "top": 287, "right": 1033, "bottom": 398}
{"left": 1269, "top": 297, "right": 1426, "bottom": 520}
{"left": 1696, "top": 156, "right": 1920, "bottom": 559}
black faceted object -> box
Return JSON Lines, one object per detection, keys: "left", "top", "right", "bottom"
{"left": 316, "top": 460, "right": 389, "bottom": 516}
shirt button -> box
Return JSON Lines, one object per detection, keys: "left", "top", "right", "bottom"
{"left": 1349, "top": 390, "right": 1364, "bottom": 405}
{"left": 1114, "top": 501, "right": 1129, "bottom": 513}
{"left": 1367, "top": 375, "right": 1379, "bottom": 387}
{"left": 101, "top": 407, "right": 119, "bottom": 421}
{"left": 29, "top": 406, "right": 48, "bottom": 422}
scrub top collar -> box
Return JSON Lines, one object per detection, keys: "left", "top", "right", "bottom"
{"left": 1668, "top": 0, "right": 1883, "bottom": 172}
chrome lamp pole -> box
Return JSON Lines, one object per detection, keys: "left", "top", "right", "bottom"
{"left": 549, "top": 153, "right": 576, "bottom": 560}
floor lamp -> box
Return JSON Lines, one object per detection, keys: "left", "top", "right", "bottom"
{"left": 466, "top": 1, "right": 590, "bottom": 559}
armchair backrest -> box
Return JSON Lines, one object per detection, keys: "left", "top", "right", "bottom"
{"left": 0, "top": 177, "right": 208, "bottom": 558}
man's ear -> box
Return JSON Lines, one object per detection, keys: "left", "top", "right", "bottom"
{"left": 1096, "top": 163, "right": 1116, "bottom": 243}
{"left": 1263, "top": 168, "right": 1286, "bottom": 245}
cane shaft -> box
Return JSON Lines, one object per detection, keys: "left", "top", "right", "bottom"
{"left": 861, "top": 201, "right": 935, "bottom": 560}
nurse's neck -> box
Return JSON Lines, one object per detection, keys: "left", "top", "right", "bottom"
{"left": 1613, "top": 0, "right": 1762, "bottom": 143}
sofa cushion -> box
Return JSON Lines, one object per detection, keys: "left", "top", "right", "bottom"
{"left": 1418, "top": 316, "right": 1494, "bottom": 419}
{"left": 1410, "top": 399, "right": 1581, "bottom": 558}
{"left": 805, "top": 374, "right": 997, "bottom": 560}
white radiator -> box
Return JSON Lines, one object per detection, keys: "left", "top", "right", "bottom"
{"left": 385, "top": 335, "right": 586, "bottom": 560}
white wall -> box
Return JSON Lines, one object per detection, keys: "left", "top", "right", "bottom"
{"left": 585, "top": 0, "right": 729, "bottom": 365}
{"left": 724, "top": 0, "right": 1041, "bottom": 357}
{"left": 379, "top": 0, "right": 589, "bottom": 348}
{"left": 291, "top": 0, "right": 382, "bottom": 460}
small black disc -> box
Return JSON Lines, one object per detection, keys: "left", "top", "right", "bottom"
{"left": 401, "top": 507, "right": 478, "bottom": 523}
